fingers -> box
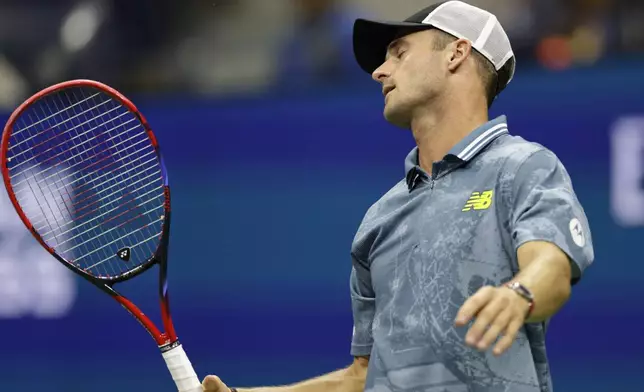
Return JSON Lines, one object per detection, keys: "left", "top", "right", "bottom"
{"left": 493, "top": 316, "right": 524, "bottom": 356}
{"left": 475, "top": 308, "right": 512, "bottom": 351}
{"left": 455, "top": 286, "right": 494, "bottom": 326}
{"left": 464, "top": 292, "right": 507, "bottom": 347}
{"left": 202, "top": 375, "right": 228, "bottom": 392}
{"left": 456, "top": 286, "right": 529, "bottom": 356}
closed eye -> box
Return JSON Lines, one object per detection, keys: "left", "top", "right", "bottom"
{"left": 386, "top": 38, "right": 408, "bottom": 61}
{"left": 397, "top": 50, "right": 406, "bottom": 59}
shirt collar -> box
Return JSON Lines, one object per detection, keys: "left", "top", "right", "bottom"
{"left": 404, "top": 116, "right": 510, "bottom": 189}
{"left": 446, "top": 115, "right": 509, "bottom": 161}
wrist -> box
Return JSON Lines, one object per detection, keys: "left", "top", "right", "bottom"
{"left": 505, "top": 281, "right": 534, "bottom": 318}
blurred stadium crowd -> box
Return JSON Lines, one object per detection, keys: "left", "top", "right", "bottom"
{"left": 0, "top": 0, "right": 643, "bottom": 108}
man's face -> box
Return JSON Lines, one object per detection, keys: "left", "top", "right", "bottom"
{"left": 372, "top": 30, "right": 448, "bottom": 129}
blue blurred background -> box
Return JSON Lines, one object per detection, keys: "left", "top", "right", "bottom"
{"left": 1, "top": 0, "right": 644, "bottom": 391}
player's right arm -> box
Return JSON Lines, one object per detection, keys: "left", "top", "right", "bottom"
{"left": 201, "top": 356, "right": 369, "bottom": 392}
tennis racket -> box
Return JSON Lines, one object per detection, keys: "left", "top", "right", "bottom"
{"left": 0, "top": 80, "right": 202, "bottom": 392}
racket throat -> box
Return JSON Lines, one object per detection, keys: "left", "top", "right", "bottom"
{"left": 159, "top": 339, "right": 182, "bottom": 353}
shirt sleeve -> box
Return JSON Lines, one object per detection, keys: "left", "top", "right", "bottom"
{"left": 349, "top": 261, "right": 375, "bottom": 357}
{"left": 508, "top": 149, "right": 594, "bottom": 284}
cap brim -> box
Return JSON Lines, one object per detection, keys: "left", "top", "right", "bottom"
{"left": 353, "top": 19, "right": 432, "bottom": 74}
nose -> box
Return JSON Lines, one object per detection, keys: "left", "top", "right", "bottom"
{"left": 372, "top": 63, "right": 389, "bottom": 83}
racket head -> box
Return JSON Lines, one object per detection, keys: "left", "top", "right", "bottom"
{"left": 0, "top": 79, "right": 171, "bottom": 284}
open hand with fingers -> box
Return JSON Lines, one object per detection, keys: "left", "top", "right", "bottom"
{"left": 454, "top": 285, "right": 533, "bottom": 356}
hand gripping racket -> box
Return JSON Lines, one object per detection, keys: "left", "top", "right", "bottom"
{"left": 1, "top": 80, "right": 202, "bottom": 392}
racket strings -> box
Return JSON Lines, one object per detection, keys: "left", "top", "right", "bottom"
{"left": 8, "top": 92, "right": 102, "bottom": 144}
{"left": 9, "top": 102, "right": 122, "bottom": 167}
{"left": 10, "top": 109, "right": 136, "bottom": 188}
{"left": 8, "top": 103, "right": 131, "bottom": 226}
{"left": 62, "top": 89, "right": 161, "bottom": 276}
{"left": 42, "top": 180, "right": 162, "bottom": 243}
{"left": 5, "top": 86, "right": 165, "bottom": 279}
{"left": 14, "top": 100, "right": 119, "bottom": 237}
{"left": 29, "top": 149, "right": 158, "bottom": 233}
{"left": 68, "top": 161, "right": 160, "bottom": 219}
{"left": 19, "top": 110, "right": 77, "bottom": 240}
{"left": 61, "top": 204, "right": 164, "bottom": 252}
{"left": 13, "top": 129, "right": 152, "bottom": 210}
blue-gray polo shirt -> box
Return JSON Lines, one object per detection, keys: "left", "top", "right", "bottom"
{"left": 350, "top": 115, "right": 594, "bottom": 392}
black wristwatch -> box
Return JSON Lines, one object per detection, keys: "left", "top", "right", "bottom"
{"left": 505, "top": 281, "right": 534, "bottom": 317}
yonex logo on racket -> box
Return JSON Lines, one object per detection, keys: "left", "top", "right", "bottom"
{"left": 117, "top": 247, "right": 131, "bottom": 262}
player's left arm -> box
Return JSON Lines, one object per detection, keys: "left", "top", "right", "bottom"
{"left": 455, "top": 148, "right": 595, "bottom": 356}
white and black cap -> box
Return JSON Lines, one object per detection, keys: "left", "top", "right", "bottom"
{"left": 353, "top": 1, "right": 516, "bottom": 97}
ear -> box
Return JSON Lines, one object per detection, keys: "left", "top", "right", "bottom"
{"left": 446, "top": 39, "right": 473, "bottom": 73}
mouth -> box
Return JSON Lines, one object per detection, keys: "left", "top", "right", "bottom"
{"left": 383, "top": 86, "right": 395, "bottom": 97}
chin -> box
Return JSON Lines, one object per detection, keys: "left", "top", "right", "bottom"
{"left": 383, "top": 105, "right": 412, "bottom": 129}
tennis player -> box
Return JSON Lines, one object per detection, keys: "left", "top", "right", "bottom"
{"left": 203, "top": 1, "right": 594, "bottom": 391}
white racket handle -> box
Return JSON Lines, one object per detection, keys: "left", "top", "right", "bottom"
{"left": 162, "top": 343, "right": 202, "bottom": 392}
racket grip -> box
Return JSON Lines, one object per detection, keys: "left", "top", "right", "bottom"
{"left": 162, "top": 343, "right": 203, "bottom": 392}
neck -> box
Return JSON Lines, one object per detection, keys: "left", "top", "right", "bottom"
{"left": 411, "top": 96, "right": 488, "bottom": 174}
